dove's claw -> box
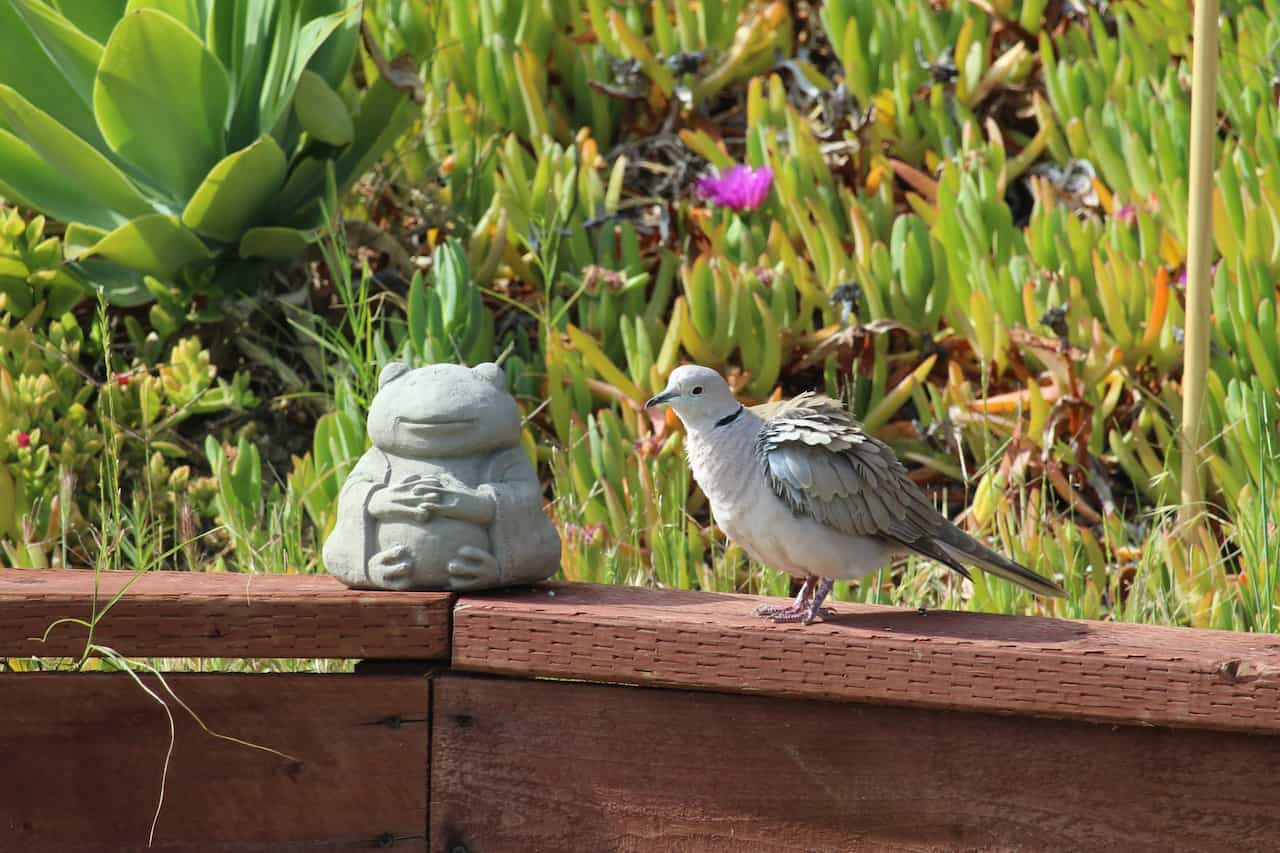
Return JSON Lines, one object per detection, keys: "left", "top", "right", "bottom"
{"left": 753, "top": 602, "right": 808, "bottom": 618}
{"left": 752, "top": 603, "right": 835, "bottom": 623}
{"left": 752, "top": 577, "right": 835, "bottom": 625}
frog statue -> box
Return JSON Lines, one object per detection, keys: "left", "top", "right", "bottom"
{"left": 323, "top": 361, "right": 561, "bottom": 591}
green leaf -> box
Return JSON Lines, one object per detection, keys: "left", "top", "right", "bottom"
{"left": 93, "top": 8, "right": 230, "bottom": 200}
{"left": 210, "top": 0, "right": 278, "bottom": 150}
{"left": 0, "top": 0, "right": 111, "bottom": 153}
{"left": 9, "top": 0, "right": 105, "bottom": 121}
{"left": 50, "top": 0, "right": 128, "bottom": 43}
{"left": 64, "top": 223, "right": 109, "bottom": 257}
{"left": 0, "top": 87, "right": 153, "bottom": 229}
{"left": 123, "top": 0, "right": 204, "bottom": 35}
{"left": 239, "top": 226, "right": 315, "bottom": 260}
{"left": 274, "top": 156, "right": 328, "bottom": 226}
{"left": 257, "top": 5, "right": 355, "bottom": 136}
{"left": 78, "top": 213, "right": 212, "bottom": 279}
{"left": 293, "top": 69, "right": 354, "bottom": 145}
{"left": 73, "top": 258, "right": 151, "bottom": 305}
{"left": 334, "top": 68, "right": 417, "bottom": 191}
{"left": 182, "top": 136, "right": 287, "bottom": 242}
{"left": 303, "top": 1, "right": 361, "bottom": 89}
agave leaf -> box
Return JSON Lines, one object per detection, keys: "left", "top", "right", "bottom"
{"left": 208, "top": 0, "right": 278, "bottom": 149}
{"left": 292, "top": 69, "right": 354, "bottom": 145}
{"left": 78, "top": 213, "right": 212, "bottom": 279}
{"left": 239, "top": 225, "right": 316, "bottom": 260}
{"left": 94, "top": 9, "right": 230, "bottom": 200}
{"left": 333, "top": 63, "right": 418, "bottom": 192}
{"left": 72, "top": 258, "right": 150, "bottom": 305}
{"left": 257, "top": 3, "right": 356, "bottom": 137}
{"left": 63, "top": 223, "right": 109, "bottom": 257}
{"left": 182, "top": 136, "right": 288, "bottom": 242}
{"left": 48, "top": 0, "right": 128, "bottom": 43}
{"left": 0, "top": 88, "right": 153, "bottom": 229}
{"left": 303, "top": 1, "right": 361, "bottom": 90}
{"left": 0, "top": 0, "right": 113, "bottom": 156}
{"left": 124, "top": 0, "right": 205, "bottom": 35}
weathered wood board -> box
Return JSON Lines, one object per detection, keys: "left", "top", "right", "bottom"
{"left": 452, "top": 582, "right": 1280, "bottom": 734}
{"left": 431, "top": 673, "right": 1280, "bottom": 853}
{"left": 0, "top": 569, "right": 452, "bottom": 660}
{"left": 0, "top": 673, "right": 429, "bottom": 851}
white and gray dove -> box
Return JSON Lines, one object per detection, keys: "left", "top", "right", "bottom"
{"left": 645, "top": 365, "right": 1065, "bottom": 623}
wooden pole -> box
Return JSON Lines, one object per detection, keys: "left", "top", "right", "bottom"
{"left": 1180, "top": 0, "right": 1218, "bottom": 536}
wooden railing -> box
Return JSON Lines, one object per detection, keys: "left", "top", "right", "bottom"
{"left": 3, "top": 568, "right": 1279, "bottom": 852}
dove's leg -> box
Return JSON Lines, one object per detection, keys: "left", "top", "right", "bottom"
{"left": 760, "top": 577, "right": 836, "bottom": 624}
{"left": 753, "top": 576, "right": 815, "bottom": 619}
{"left": 804, "top": 578, "right": 835, "bottom": 624}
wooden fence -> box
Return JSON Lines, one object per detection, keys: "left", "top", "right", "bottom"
{"left": 2, "top": 569, "right": 1279, "bottom": 852}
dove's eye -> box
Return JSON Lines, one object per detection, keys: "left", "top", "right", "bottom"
{"left": 691, "top": 385, "right": 703, "bottom": 395}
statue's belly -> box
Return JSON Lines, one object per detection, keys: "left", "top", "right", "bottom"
{"left": 376, "top": 518, "right": 490, "bottom": 585}
{"left": 376, "top": 454, "right": 490, "bottom": 585}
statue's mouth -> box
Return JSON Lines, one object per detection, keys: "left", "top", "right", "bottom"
{"left": 395, "top": 417, "right": 475, "bottom": 435}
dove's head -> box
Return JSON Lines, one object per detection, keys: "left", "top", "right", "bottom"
{"left": 644, "top": 365, "right": 740, "bottom": 431}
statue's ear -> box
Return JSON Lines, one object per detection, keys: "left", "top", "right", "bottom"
{"left": 472, "top": 362, "right": 507, "bottom": 390}
{"left": 379, "top": 362, "right": 411, "bottom": 389}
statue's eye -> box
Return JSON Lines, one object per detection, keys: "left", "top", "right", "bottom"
{"left": 691, "top": 385, "right": 703, "bottom": 395}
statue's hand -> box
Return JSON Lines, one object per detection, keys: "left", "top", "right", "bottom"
{"left": 367, "top": 476, "right": 435, "bottom": 523}
{"left": 447, "top": 545, "right": 500, "bottom": 592}
{"left": 368, "top": 544, "right": 416, "bottom": 590}
{"left": 418, "top": 473, "right": 496, "bottom": 525}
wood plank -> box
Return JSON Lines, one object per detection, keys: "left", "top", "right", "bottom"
{"left": 452, "top": 582, "right": 1280, "bottom": 735}
{"left": 0, "top": 672, "right": 429, "bottom": 852}
{"left": 0, "top": 569, "right": 452, "bottom": 660}
{"left": 430, "top": 673, "right": 1280, "bottom": 853}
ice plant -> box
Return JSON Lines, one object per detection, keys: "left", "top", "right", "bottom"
{"left": 15, "top": 432, "right": 30, "bottom": 449}
{"left": 696, "top": 165, "right": 774, "bottom": 211}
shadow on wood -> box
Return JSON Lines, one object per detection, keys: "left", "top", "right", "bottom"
{"left": 430, "top": 673, "right": 1280, "bottom": 853}
{"left": 0, "top": 673, "right": 429, "bottom": 851}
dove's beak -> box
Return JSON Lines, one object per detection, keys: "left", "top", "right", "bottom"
{"left": 645, "top": 390, "right": 676, "bottom": 408}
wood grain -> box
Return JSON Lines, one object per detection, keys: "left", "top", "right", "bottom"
{"left": 0, "top": 569, "right": 452, "bottom": 660}
{"left": 452, "top": 582, "right": 1280, "bottom": 734}
{"left": 430, "top": 673, "right": 1280, "bottom": 853}
{"left": 0, "top": 672, "right": 429, "bottom": 851}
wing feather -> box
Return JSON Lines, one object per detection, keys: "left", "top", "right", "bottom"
{"left": 755, "top": 392, "right": 1064, "bottom": 596}
{"left": 758, "top": 394, "right": 967, "bottom": 557}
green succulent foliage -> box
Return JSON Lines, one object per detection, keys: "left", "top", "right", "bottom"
{"left": 288, "top": 378, "right": 366, "bottom": 537}
{"left": 0, "top": 207, "right": 90, "bottom": 319}
{"left": 0, "top": 299, "right": 251, "bottom": 567}
{"left": 0, "top": 0, "right": 419, "bottom": 305}
{"left": 407, "top": 239, "right": 495, "bottom": 366}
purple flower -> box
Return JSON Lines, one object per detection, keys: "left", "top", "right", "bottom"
{"left": 695, "top": 165, "right": 774, "bottom": 211}
{"left": 1114, "top": 204, "right": 1138, "bottom": 225}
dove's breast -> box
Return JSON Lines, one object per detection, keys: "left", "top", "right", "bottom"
{"left": 686, "top": 416, "right": 896, "bottom": 579}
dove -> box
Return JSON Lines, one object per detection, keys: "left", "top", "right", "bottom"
{"left": 645, "top": 365, "right": 1065, "bottom": 624}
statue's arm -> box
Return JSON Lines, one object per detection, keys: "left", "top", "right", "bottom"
{"left": 322, "top": 450, "right": 390, "bottom": 587}
{"left": 480, "top": 448, "right": 561, "bottom": 585}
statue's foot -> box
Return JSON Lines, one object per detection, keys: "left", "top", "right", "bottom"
{"left": 368, "top": 545, "right": 417, "bottom": 591}
{"left": 447, "top": 545, "right": 501, "bottom": 592}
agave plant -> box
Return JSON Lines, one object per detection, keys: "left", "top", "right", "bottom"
{"left": 0, "top": 0, "right": 419, "bottom": 305}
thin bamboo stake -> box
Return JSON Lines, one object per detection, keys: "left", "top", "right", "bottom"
{"left": 1180, "top": 0, "right": 1218, "bottom": 537}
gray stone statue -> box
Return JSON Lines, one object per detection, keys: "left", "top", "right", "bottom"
{"left": 322, "top": 361, "right": 561, "bottom": 591}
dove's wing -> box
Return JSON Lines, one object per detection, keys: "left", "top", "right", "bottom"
{"left": 755, "top": 393, "right": 1064, "bottom": 597}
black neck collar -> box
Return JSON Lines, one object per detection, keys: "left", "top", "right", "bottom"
{"left": 713, "top": 405, "right": 744, "bottom": 429}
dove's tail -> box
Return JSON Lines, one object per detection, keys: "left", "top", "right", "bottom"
{"left": 934, "top": 525, "right": 1067, "bottom": 598}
